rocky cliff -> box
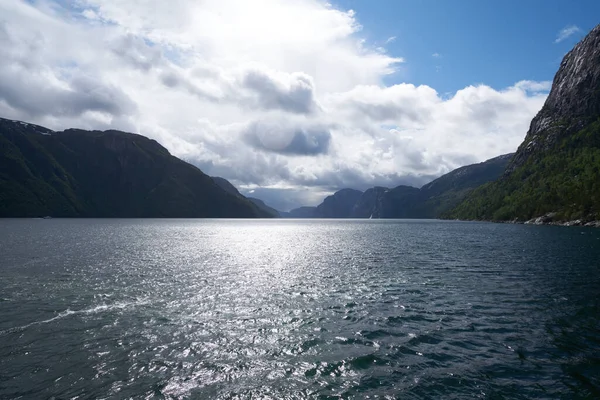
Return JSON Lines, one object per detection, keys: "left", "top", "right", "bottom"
{"left": 508, "top": 24, "right": 600, "bottom": 173}
{"left": 450, "top": 24, "right": 600, "bottom": 223}
{"left": 351, "top": 187, "right": 388, "bottom": 218}
{"left": 315, "top": 188, "right": 363, "bottom": 218}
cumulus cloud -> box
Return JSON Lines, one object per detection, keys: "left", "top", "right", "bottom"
{"left": 326, "top": 84, "right": 439, "bottom": 123}
{"left": 240, "top": 68, "right": 318, "bottom": 114}
{"left": 0, "top": 0, "right": 550, "bottom": 210}
{"left": 242, "top": 119, "right": 331, "bottom": 155}
{"left": 555, "top": 25, "right": 581, "bottom": 43}
{"left": 0, "top": 9, "right": 136, "bottom": 120}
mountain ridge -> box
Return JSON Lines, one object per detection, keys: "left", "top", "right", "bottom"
{"left": 449, "top": 24, "right": 600, "bottom": 225}
{"left": 282, "top": 153, "right": 513, "bottom": 219}
{"left": 0, "top": 118, "right": 269, "bottom": 218}
{"left": 211, "top": 176, "right": 280, "bottom": 217}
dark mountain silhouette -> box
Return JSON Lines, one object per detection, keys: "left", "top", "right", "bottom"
{"left": 0, "top": 118, "right": 268, "bottom": 218}
{"left": 282, "top": 154, "right": 512, "bottom": 219}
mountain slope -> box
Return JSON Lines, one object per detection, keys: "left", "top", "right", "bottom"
{"left": 286, "top": 206, "right": 317, "bottom": 218}
{"left": 212, "top": 176, "right": 280, "bottom": 217}
{"left": 282, "top": 153, "right": 512, "bottom": 219}
{"left": 247, "top": 197, "right": 281, "bottom": 218}
{"left": 350, "top": 187, "right": 388, "bottom": 218}
{"left": 315, "top": 188, "right": 363, "bottom": 218}
{"left": 0, "top": 118, "right": 266, "bottom": 218}
{"left": 212, "top": 176, "right": 243, "bottom": 197}
{"left": 419, "top": 153, "right": 514, "bottom": 218}
{"left": 371, "top": 154, "right": 513, "bottom": 219}
{"left": 449, "top": 25, "right": 600, "bottom": 222}
{"left": 377, "top": 185, "right": 423, "bottom": 218}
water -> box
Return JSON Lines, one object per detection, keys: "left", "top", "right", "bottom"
{"left": 0, "top": 219, "right": 599, "bottom": 399}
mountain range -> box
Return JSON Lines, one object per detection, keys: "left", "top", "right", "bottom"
{"left": 1, "top": 24, "right": 599, "bottom": 222}
{"left": 282, "top": 153, "right": 512, "bottom": 218}
{"left": 284, "top": 24, "right": 600, "bottom": 225}
{"left": 0, "top": 114, "right": 513, "bottom": 219}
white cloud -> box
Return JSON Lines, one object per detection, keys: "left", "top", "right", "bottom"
{"left": 385, "top": 36, "right": 397, "bottom": 44}
{"left": 513, "top": 80, "right": 552, "bottom": 93}
{"left": 432, "top": 52, "right": 442, "bottom": 58}
{"left": 555, "top": 25, "right": 581, "bottom": 43}
{"left": 0, "top": 0, "right": 550, "bottom": 210}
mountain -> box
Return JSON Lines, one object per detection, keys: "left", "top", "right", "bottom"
{"left": 367, "top": 154, "right": 512, "bottom": 218}
{"left": 212, "top": 176, "right": 242, "bottom": 197}
{"left": 372, "top": 185, "right": 422, "bottom": 218}
{"left": 286, "top": 206, "right": 317, "bottom": 218}
{"left": 314, "top": 188, "right": 363, "bottom": 218}
{"left": 449, "top": 24, "right": 600, "bottom": 223}
{"left": 350, "top": 186, "right": 389, "bottom": 218}
{"left": 212, "top": 176, "right": 281, "bottom": 217}
{"left": 419, "top": 153, "right": 514, "bottom": 218}
{"left": 0, "top": 118, "right": 268, "bottom": 218}
{"left": 284, "top": 154, "right": 512, "bottom": 219}
{"left": 247, "top": 197, "right": 280, "bottom": 218}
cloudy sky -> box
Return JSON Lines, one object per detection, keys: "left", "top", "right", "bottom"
{"left": 1, "top": 0, "right": 598, "bottom": 210}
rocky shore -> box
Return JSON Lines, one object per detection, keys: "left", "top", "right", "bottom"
{"left": 521, "top": 212, "right": 600, "bottom": 227}
{"left": 453, "top": 213, "right": 600, "bottom": 227}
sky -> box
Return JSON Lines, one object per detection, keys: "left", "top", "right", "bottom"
{"left": 1, "top": 0, "right": 599, "bottom": 211}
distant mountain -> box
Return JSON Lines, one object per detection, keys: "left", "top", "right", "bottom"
{"left": 419, "top": 153, "right": 513, "bottom": 218}
{"left": 212, "top": 176, "right": 280, "bottom": 217}
{"left": 315, "top": 188, "right": 363, "bottom": 218}
{"left": 0, "top": 118, "right": 268, "bottom": 218}
{"left": 285, "top": 154, "right": 512, "bottom": 219}
{"left": 286, "top": 206, "right": 317, "bottom": 218}
{"left": 350, "top": 186, "right": 388, "bottom": 218}
{"left": 450, "top": 24, "right": 600, "bottom": 223}
{"left": 372, "top": 185, "right": 422, "bottom": 218}
{"left": 247, "top": 197, "right": 280, "bottom": 218}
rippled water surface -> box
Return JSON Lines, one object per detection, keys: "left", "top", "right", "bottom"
{"left": 1, "top": 219, "right": 599, "bottom": 399}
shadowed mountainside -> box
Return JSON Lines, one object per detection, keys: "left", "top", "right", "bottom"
{"left": 0, "top": 118, "right": 268, "bottom": 218}
{"left": 212, "top": 176, "right": 280, "bottom": 217}
{"left": 283, "top": 153, "right": 512, "bottom": 218}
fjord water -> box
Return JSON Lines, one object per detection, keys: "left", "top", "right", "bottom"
{"left": 1, "top": 220, "right": 599, "bottom": 399}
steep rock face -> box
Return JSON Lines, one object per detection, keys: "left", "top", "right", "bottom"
{"left": 378, "top": 185, "right": 422, "bottom": 218}
{"left": 508, "top": 24, "right": 600, "bottom": 173}
{"left": 450, "top": 24, "right": 600, "bottom": 222}
{"left": 0, "top": 118, "right": 266, "bottom": 218}
{"left": 314, "top": 188, "right": 363, "bottom": 218}
{"left": 351, "top": 187, "right": 388, "bottom": 218}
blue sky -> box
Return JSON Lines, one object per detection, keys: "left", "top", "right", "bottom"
{"left": 334, "top": 0, "right": 600, "bottom": 94}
